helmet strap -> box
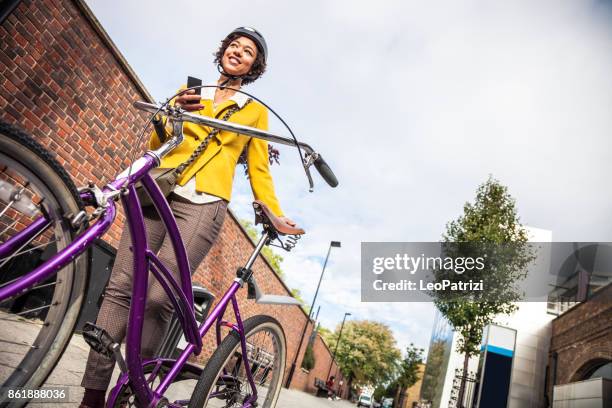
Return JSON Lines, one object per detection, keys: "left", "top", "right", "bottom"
{"left": 217, "top": 63, "right": 243, "bottom": 89}
{"left": 217, "top": 62, "right": 261, "bottom": 88}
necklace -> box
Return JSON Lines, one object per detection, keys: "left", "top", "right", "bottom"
{"left": 214, "top": 86, "right": 239, "bottom": 109}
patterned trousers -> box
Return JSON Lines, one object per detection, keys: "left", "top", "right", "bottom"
{"left": 81, "top": 194, "right": 227, "bottom": 390}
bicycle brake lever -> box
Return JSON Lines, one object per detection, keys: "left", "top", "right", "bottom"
{"left": 303, "top": 154, "right": 315, "bottom": 192}
{"left": 152, "top": 114, "right": 167, "bottom": 143}
{"left": 305, "top": 168, "right": 314, "bottom": 192}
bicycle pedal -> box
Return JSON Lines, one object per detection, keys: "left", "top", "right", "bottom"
{"left": 82, "top": 322, "right": 118, "bottom": 359}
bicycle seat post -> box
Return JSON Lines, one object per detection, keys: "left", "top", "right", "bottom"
{"left": 237, "top": 231, "right": 269, "bottom": 286}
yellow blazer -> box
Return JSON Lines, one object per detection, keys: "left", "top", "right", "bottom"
{"left": 149, "top": 91, "right": 283, "bottom": 216}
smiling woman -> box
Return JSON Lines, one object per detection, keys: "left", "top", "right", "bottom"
{"left": 78, "top": 26, "right": 297, "bottom": 408}
{"left": 214, "top": 27, "right": 268, "bottom": 86}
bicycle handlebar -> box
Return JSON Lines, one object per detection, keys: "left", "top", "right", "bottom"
{"left": 133, "top": 101, "right": 339, "bottom": 189}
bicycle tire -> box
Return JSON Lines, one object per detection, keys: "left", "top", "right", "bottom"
{"left": 0, "top": 121, "right": 89, "bottom": 407}
{"left": 188, "top": 315, "right": 287, "bottom": 408}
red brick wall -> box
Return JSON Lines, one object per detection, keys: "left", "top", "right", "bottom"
{"left": 547, "top": 283, "right": 612, "bottom": 400}
{"left": 193, "top": 212, "right": 314, "bottom": 378}
{"left": 0, "top": 0, "right": 145, "bottom": 246}
{"left": 195, "top": 218, "right": 345, "bottom": 394}
{"left": 288, "top": 332, "right": 347, "bottom": 399}
{"left": 0, "top": 0, "right": 342, "bottom": 395}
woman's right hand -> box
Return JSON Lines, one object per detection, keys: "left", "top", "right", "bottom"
{"left": 175, "top": 89, "right": 203, "bottom": 111}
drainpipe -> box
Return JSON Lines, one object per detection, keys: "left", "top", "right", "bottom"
{"left": 550, "top": 352, "right": 558, "bottom": 405}
{"left": 0, "top": 0, "right": 23, "bottom": 25}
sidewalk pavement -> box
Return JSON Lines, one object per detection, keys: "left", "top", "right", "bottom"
{"left": 28, "top": 333, "right": 354, "bottom": 408}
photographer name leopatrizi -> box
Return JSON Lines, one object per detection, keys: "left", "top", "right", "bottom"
{"left": 372, "top": 278, "right": 484, "bottom": 292}
{"left": 370, "top": 253, "right": 485, "bottom": 291}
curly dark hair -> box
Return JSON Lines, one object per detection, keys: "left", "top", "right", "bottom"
{"left": 214, "top": 33, "right": 267, "bottom": 85}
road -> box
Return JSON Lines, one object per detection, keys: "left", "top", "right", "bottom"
{"left": 24, "top": 333, "right": 354, "bottom": 407}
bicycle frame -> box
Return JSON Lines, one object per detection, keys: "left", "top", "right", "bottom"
{"left": 0, "top": 108, "right": 310, "bottom": 407}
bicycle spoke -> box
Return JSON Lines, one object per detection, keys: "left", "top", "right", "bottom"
{"left": 0, "top": 200, "right": 15, "bottom": 220}
{"left": 0, "top": 261, "right": 57, "bottom": 293}
{"left": 207, "top": 326, "right": 282, "bottom": 408}
{"left": 0, "top": 181, "right": 29, "bottom": 219}
{"left": 9, "top": 239, "right": 57, "bottom": 258}
{"left": 30, "top": 281, "right": 59, "bottom": 291}
{"left": 0, "top": 220, "right": 51, "bottom": 268}
{"left": 146, "top": 360, "right": 163, "bottom": 385}
{"left": 1, "top": 126, "right": 89, "bottom": 397}
{"left": 0, "top": 276, "right": 22, "bottom": 292}
{"left": 0, "top": 219, "right": 18, "bottom": 239}
{"left": 114, "top": 361, "right": 201, "bottom": 407}
{"left": 14, "top": 302, "right": 55, "bottom": 316}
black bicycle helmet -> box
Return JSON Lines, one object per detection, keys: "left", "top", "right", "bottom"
{"left": 228, "top": 26, "right": 268, "bottom": 62}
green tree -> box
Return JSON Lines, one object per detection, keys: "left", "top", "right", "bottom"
{"left": 397, "top": 344, "right": 424, "bottom": 389}
{"left": 301, "top": 342, "right": 316, "bottom": 371}
{"left": 373, "top": 343, "right": 424, "bottom": 402}
{"left": 318, "top": 326, "right": 334, "bottom": 346}
{"left": 433, "top": 176, "right": 535, "bottom": 406}
{"left": 332, "top": 320, "right": 401, "bottom": 390}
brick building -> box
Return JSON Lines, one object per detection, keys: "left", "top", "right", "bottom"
{"left": 547, "top": 283, "right": 612, "bottom": 406}
{"left": 0, "top": 0, "right": 346, "bottom": 398}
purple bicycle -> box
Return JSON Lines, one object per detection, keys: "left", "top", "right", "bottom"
{"left": 0, "top": 93, "right": 338, "bottom": 407}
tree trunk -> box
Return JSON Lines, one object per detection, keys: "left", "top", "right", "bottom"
{"left": 457, "top": 353, "right": 470, "bottom": 407}
{"left": 394, "top": 386, "right": 402, "bottom": 407}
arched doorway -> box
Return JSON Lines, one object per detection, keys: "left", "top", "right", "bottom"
{"left": 571, "top": 358, "right": 612, "bottom": 382}
{"left": 584, "top": 361, "right": 612, "bottom": 380}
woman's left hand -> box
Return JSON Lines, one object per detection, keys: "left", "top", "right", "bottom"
{"left": 279, "top": 216, "right": 296, "bottom": 227}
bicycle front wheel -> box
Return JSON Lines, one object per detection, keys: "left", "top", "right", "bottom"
{"left": 189, "top": 315, "right": 287, "bottom": 408}
{"left": 0, "top": 121, "right": 89, "bottom": 406}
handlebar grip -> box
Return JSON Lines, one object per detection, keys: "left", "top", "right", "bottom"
{"left": 313, "top": 154, "right": 339, "bottom": 187}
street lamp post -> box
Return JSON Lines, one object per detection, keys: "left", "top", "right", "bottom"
{"left": 284, "top": 240, "right": 341, "bottom": 388}
{"left": 327, "top": 312, "right": 351, "bottom": 379}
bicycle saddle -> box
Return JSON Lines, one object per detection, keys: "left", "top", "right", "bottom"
{"left": 253, "top": 200, "right": 305, "bottom": 236}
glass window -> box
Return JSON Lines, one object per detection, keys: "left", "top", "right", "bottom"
{"left": 587, "top": 361, "right": 612, "bottom": 380}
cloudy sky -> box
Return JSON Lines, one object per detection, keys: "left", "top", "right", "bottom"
{"left": 86, "top": 0, "right": 612, "bottom": 354}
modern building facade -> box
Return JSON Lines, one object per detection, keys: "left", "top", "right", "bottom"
{"left": 420, "top": 301, "right": 555, "bottom": 408}
{"left": 420, "top": 228, "right": 556, "bottom": 408}
{"left": 420, "top": 227, "right": 612, "bottom": 408}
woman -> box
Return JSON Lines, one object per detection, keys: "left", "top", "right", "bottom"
{"left": 79, "top": 27, "right": 294, "bottom": 408}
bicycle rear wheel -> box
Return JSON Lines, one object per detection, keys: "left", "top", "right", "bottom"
{"left": 0, "top": 121, "right": 89, "bottom": 406}
{"left": 188, "top": 315, "right": 286, "bottom": 408}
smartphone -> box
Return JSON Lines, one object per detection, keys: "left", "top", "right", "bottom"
{"left": 187, "top": 76, "right": 202, "bottom": 95}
